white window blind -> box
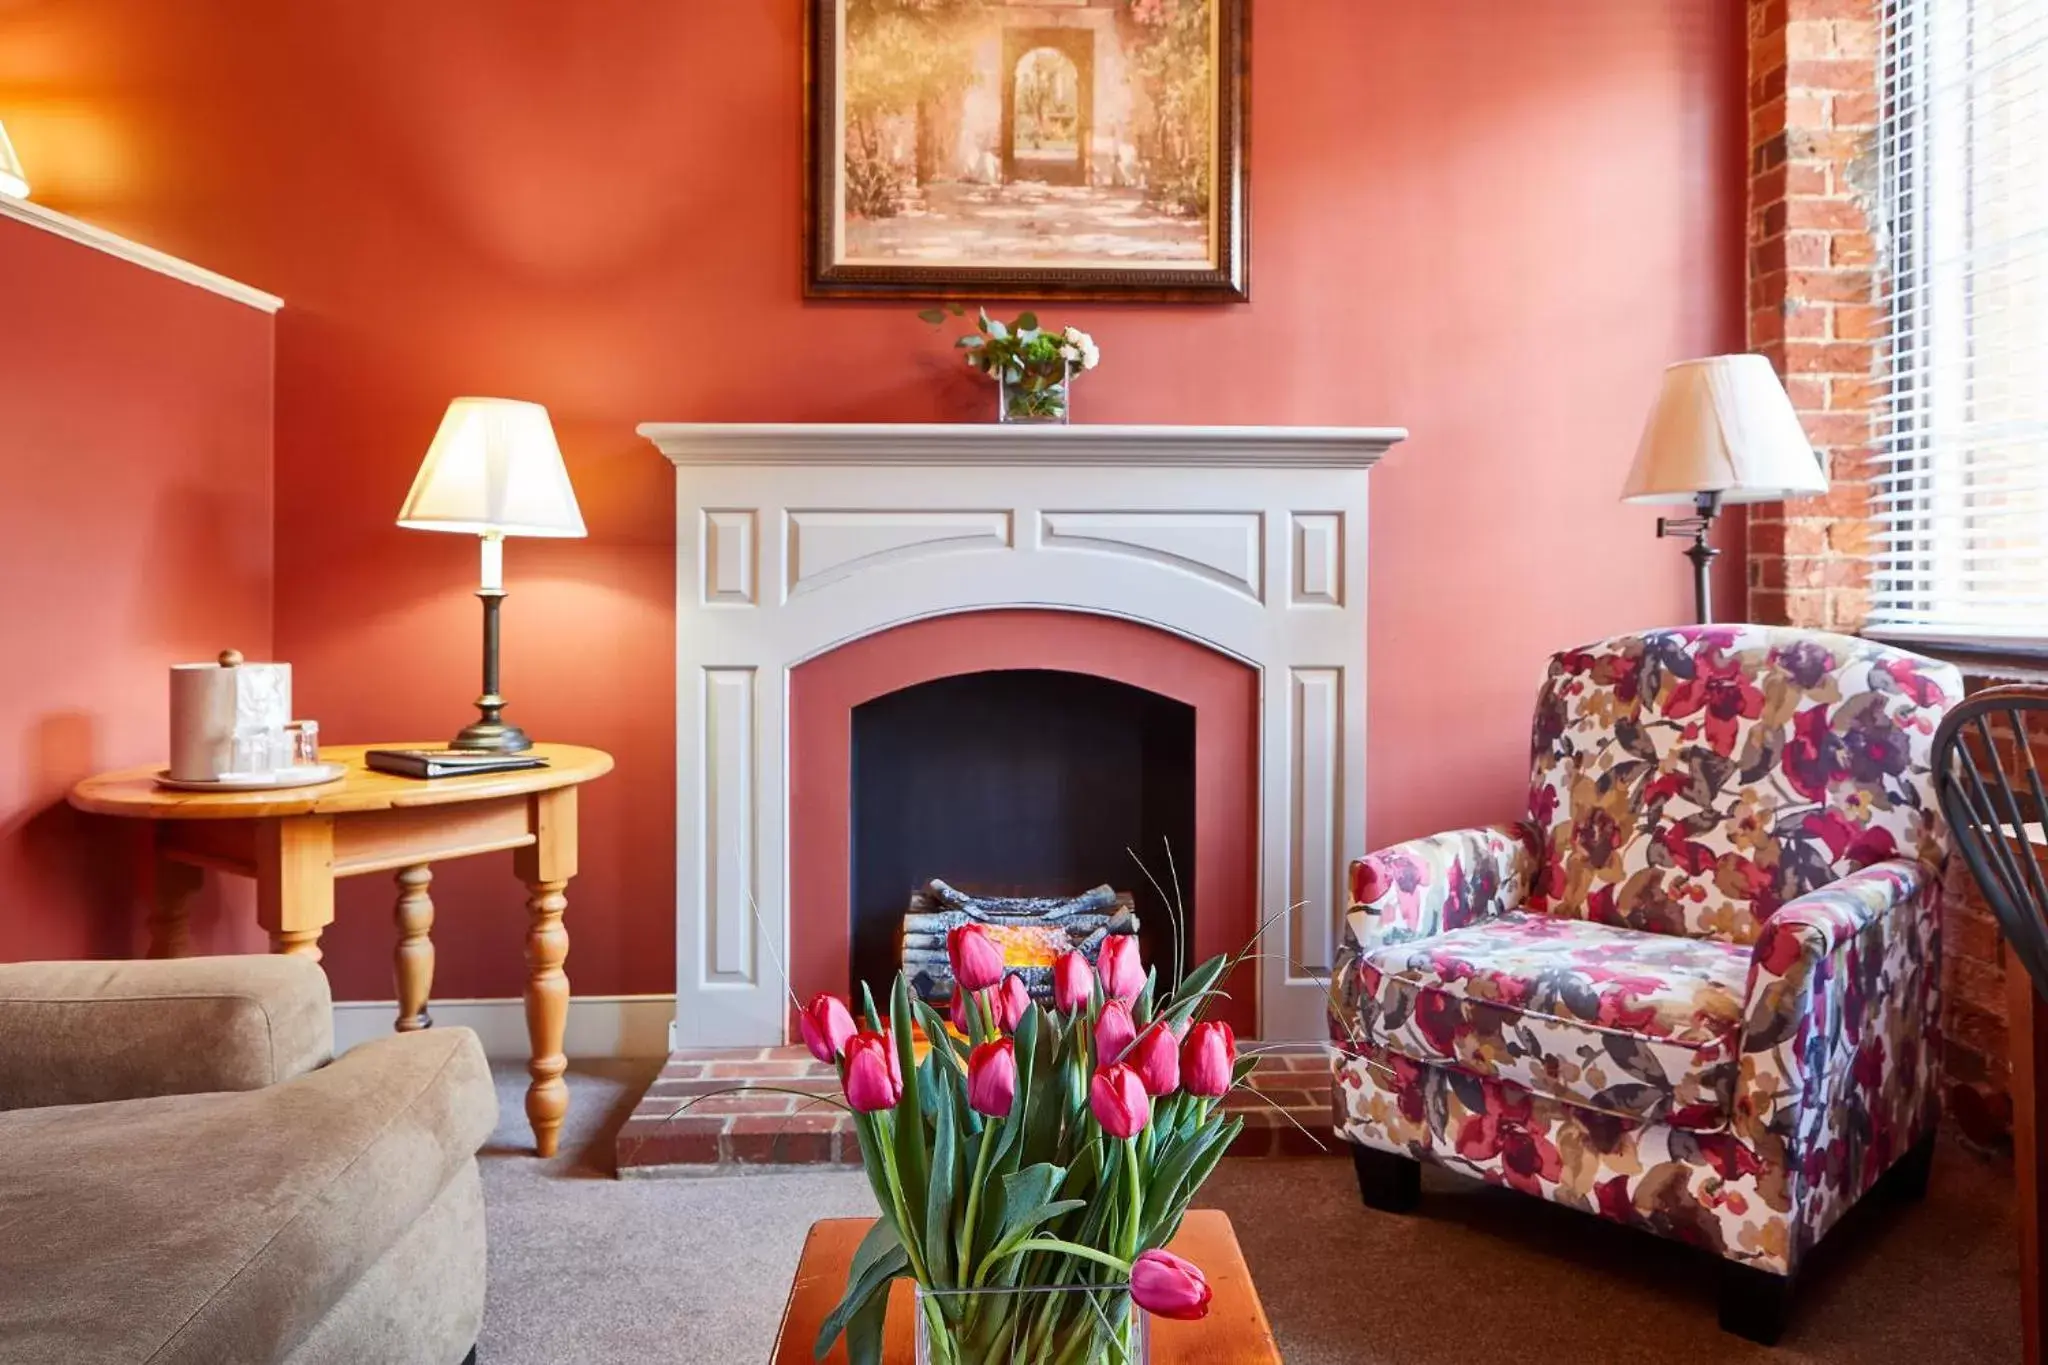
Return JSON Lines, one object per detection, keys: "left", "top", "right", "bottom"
{"left": 1873, "top": 0, "right": 2048, "bottom": 641}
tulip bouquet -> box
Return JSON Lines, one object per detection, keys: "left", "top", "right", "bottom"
{"left": 801, "top": 926, "right": 1246, "bottom": 1364}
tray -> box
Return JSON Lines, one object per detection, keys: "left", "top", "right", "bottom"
{"left": 154, "top": 762, "right": 348, "bottom": 792}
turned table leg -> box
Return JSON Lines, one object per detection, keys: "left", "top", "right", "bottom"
{"left": 515, "top": 786, "right": 577, "bottom": 1158}
{"left": 394, "top": 864, "right": 435, "bottom": 1031}
{"left": 522, "top": 876, "right": 571, "bottom": 1158}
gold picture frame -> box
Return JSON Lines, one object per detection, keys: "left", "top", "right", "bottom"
{"left": 805, "top": 0, "right": 1250, "bottom": 302}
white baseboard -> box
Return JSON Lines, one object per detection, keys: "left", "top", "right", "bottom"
{"left": 332, "top": 994, "right": 676, "bottom": 1061}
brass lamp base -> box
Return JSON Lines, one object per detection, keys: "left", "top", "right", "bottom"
{"left": 450, "top": 585, "right": 534, "bottom": 753}
{"left": 450, "top": 718, "right": 532, "bottom": 754}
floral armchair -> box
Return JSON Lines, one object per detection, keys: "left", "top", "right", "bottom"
{"left": 1328, "top": 626, "right": 1961, "bottom": 1342}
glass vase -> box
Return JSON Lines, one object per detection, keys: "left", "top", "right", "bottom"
{"left": 914, "top": 1281, "right": 1148, "bottom": 1365}
{"left": 997, "top": 361, "right": 1072, "bottom": 424}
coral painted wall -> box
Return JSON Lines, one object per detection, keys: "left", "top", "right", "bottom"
{"left": 1, "top": 0, "right": 1746, "bottom": 1004}
{"left": 0, "top": 213, "right": 275, "bottom": 962}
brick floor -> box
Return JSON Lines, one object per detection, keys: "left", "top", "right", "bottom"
{"left": 614, "top": 1042, "right": 1336, "bottom": 1176}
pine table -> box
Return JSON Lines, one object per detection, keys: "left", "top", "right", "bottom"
{"left": 68, "top": 741, "right": 613, "bottom": 1157}
{"left": 772, "top": 1209, "right": 1280, "bottom": 1363}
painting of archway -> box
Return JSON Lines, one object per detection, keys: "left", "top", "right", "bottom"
{"left": 1003, "top": 33, "right": 1092, "bottom": 187}
{"left": 807, "top": 0, "right": 1249, "bottom": 301}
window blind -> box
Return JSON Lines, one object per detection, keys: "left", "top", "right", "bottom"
{"left": 1873, "top": 0, "right": 2048, "bottom": 642}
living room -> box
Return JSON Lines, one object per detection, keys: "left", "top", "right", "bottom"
{"left": 1, "top": 1, "right": 2040, "bottom": 1361}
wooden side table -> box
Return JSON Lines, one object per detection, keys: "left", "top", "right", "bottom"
{"left": 772, "top": 1210, "right": 1280, "bottom": 1363}
{"left": 69, "top": 742, "right": 614, "bottom": 1157}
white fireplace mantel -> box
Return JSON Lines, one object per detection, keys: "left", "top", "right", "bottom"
{"left": 639, "top": 422, "right": 1407, "bottom": 468}
{"left": 645, "top": 422, "right": 1407, "bottom": 1045}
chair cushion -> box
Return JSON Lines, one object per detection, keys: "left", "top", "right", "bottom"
{"left": 0, "top": 1027, "right": 495, "bottom": 1365}
{"left": 1355, "top": 911, "right": 1751, "bottom": 1128}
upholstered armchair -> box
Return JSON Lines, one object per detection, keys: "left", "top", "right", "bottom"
{"left": 1328, "top": 626, "right": 1961, "bottom": 1343}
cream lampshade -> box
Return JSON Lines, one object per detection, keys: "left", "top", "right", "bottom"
{"left": 397, "top": 397, "right": 586, "bottom": 753}
{"left": 1620, "top": 355, "right": 1827, "bottom": 623}
{"left": 0, "top": 118, "right": 29, "bottom": 200}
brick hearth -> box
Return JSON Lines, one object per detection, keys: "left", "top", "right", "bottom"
{"left": 615, "top": 1043, "right": 1337, "bottom": 1176}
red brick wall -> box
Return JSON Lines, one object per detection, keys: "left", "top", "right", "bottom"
{"left": 1746, "top": 0, "right": 2015, "bottom": 1142}
{"left": 1745, "top": 0, "right": 1880, "bottom": 633}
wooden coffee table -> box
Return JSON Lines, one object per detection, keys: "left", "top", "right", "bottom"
{"left": 772, "top": 1209, "right": 1278, "bottom": 1363}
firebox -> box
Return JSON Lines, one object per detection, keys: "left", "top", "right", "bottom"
{"left": 849, "top": 669, "right": 1194, "bottom": 1004}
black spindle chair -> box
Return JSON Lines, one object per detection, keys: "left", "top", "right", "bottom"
{"left": 1933, "top": 684, "right": 2048, "bottom": 1365}
{"left": 1934, "top": 686, "right": 2048, "bottom": 993}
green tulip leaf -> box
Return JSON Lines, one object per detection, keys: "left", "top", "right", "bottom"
{"left": 889, "top": 976, "right": 930, "bottom": 1261}
{"left": 816, "top": 1218, "right": 907, "bottom": 1361}
{"left": 924, "top": 1073, "right": 958, "bottom": 1285}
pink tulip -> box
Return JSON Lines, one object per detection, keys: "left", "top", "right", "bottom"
{"left": 1181, "top": 1021, "right": 1236, "bottom": 1098}
{"left": 843, "top": 1030, "right": 902, "bottom": 1112}
{"left": 995, "top": 973, "right": 1032, "bottom": 1032}
{"left": 1097, "top": 935, "right": 1144, "bottom": 1003}
{"left": 797, "top": 993, "right": 857, "bottom": 1063}
{"left": 948, "top": 924, "right": 1006, "bottom": 992}
{"left": 967, "top": 1038, "right": 1018, "bottom": 1117}
{"left": 1127, "top": 1024, "right": 1180, "bottom": 1097}
{"left": 1094, "top": 999, "right": 1138, "bottom": 1064}
{"left": 949, "top": 984, "right": 973, "bottom": 1034}
{"left": 1089, "top": 1062, "right": 1151, "bottom": 1139}
{"left": 1052, "top": 950, "right": 1093, "bottom": 1013}
{"left": 1130, "top": 1248, "right": 1211, "bottom": 1321}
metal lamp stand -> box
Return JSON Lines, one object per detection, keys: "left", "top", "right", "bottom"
{"left": 1655, "top": 490, "right": 1724, "bottom": 625}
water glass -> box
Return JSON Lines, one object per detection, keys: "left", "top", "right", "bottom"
{"left": 286, "top": 719, "right": 320, "bottom": 767}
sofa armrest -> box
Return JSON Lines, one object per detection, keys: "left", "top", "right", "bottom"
{"left": 1343, "top": 822, "right": 1537, "bottom": 954}
{"left": 0, "top": 956, "right": 333, "bottom": 1110}
{"left": 1732, "top": 859, "right": 1940, "bottom": 1229}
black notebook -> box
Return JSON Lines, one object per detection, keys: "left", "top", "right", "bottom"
{"left": 365, "top": 749, "right": 551, "bottom": 780}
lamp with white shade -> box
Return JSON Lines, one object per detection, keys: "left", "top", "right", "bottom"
{"left": 0, "top": 117, "right": 29, "bottom": 200}
{"left": 1620, "top": 354, "right": 1828, "bottom": 624}
{"left": 398, "top": 397, "right": 586, "bottom": 752}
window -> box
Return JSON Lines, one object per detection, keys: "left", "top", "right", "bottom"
{"left": 1873, "top": 0, "right": 2048, "bottom": 642}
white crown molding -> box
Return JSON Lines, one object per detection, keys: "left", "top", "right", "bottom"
{"left": 640, "top": 422, "right": 1408, "bottom": 469}
{"left": 333, "top": 994, "right": 675, "bottom": 1061}
{"left": 0, "top": 196, "right": 283, "bottom": 313}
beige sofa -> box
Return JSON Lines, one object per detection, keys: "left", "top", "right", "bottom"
{"left": 0, "top": 956, "right": 497, "bottom": 1365}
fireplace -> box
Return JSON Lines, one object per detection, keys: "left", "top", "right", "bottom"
{"left": 643, "top": 422, "right": 1405, "bottom": 1045}
{"left": 789, "top": 608, "right": 1258, "bottom": 1037}
{"left": 850, "top": 668, "right": 1194, "bottom": 1002}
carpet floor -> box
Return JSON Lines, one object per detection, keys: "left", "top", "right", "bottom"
{"left": 479, "top": 1062, "right": 2023, "bottom": 1363}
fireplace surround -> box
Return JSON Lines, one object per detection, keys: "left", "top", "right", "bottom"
{"left": 642, "top": 423, "right": 1405, "bottom": 1045}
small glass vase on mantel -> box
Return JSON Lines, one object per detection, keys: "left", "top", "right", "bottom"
{"left": 914, "top": 1281, "right": 1149, "bottom": 1365}
{"left": 997, "top": 360, "right": 1073, "bottom": 425}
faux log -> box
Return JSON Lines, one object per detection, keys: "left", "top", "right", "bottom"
{"left": 901, "top": 882, "right": 1137, "bottom": 1006}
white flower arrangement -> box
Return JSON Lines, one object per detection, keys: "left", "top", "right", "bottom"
{"left": 919, "top": 305, "right": 1104, "bottom": 421}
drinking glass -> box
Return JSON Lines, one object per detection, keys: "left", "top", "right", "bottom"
{"left": 286, "top": 720, "right": 320, "bottom": 767}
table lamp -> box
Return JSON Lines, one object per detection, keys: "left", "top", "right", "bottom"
{"left": 1620, "top": 354, "right": 1827, "bottom": 623}
{"left": 397, "top": 397, "right": 586, "bottom": 752}
{"left": 0, "top": 117, "right": 29, "bottom": 200}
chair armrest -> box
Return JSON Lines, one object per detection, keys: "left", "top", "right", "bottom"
{"left": 1343, "top": 822, "right": 1537, "bottom": 954}
{"left": 0, "top": 956, "right": 333, "bottom": 1110}
{"left": 1733, "top": 859, "right": 1940, "bottom": 1218}
{"left": 1330, "top": 824, "right": 1537, "bottom": 1048}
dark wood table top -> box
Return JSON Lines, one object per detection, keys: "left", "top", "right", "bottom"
{"left": 772, "top": 1208, "right": 1280, "bottom": 1363}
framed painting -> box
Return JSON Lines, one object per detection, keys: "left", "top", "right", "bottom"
{"left": 806, "top": 0, "right": 1250, "bottom": 302}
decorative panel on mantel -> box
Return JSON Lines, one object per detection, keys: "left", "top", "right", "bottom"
{"left": 643, "top": 423, "right": 1406, "bottom": 1045}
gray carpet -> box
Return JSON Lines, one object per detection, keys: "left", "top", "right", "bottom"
{"left": 479, "top": 1062, "right": 2023, "bottom": 1363}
